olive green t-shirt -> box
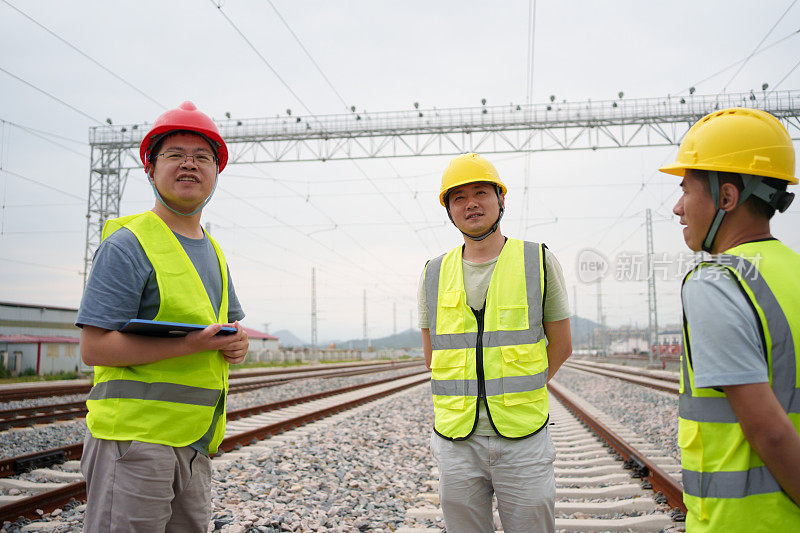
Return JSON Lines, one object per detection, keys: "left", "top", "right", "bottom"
{"left": 417, "top": 247, "right": 570, "bottom": 435}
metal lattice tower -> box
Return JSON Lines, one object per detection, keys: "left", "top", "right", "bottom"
{"left": 595, "top": 277, "right": 604, "bottom": 354}
{"left": 363, "top": 289, "right": 369, "bottom": 351}
{"left": 311, "top": 267, "right": 317, "bottom": 347}
{"left": 645, "top": 208, "right": 659, "bottom": 361}
{"left": 85, "top": 90, "right": 800, "bottom": 280}
{"left": 84, "top": 146, "right": 130, "bottom": 280}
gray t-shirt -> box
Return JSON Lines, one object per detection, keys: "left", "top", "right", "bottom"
{"left": 77, "top": 227, "right": 244, "bottom": 330}
{"left": 418, "top": 245, "right": 570, "bottom": 436}
{"left": 77, "top": 226, "right": 245, "bottom": 456}
{"left": 682, "top": 265, "right": 768, "bottom": 388}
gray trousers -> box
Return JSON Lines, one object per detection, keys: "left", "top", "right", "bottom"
{"left": 430, "top": 428, "right": 556, "bottom": 533}
{"left": 81, "top": 433, "right": 211, "bottom": 533}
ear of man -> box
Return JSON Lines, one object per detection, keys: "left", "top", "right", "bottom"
{"left": 719, "top": 182, "right": 741, "bottom": 212}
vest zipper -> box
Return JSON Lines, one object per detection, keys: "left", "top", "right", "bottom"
{"left": 472, "top": 307, "right": 486, "bottom": 399}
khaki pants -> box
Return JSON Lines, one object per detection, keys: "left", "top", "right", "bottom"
{"left": 81, "top": 433, "right": 211, "bottom": 533}
{"left": 430, "top": 428, "right": 556, "bottom": 533}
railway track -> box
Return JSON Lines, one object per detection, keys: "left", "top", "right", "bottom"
{"left": 400, "top": 379, "right": 685, "bottom": 532}
{"left": 0, "top": 360, "right": 423, "bottom": 430}
{"left": 0, "top": 359, "right": 420, "bottom": 402}
{"left": 563, "top": 359, "right": 679, "bottom": 394}
{"left": 0, "top": 370, "right": 431, "bottom": 526}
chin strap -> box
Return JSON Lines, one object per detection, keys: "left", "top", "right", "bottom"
{"left": 446, "top": 185, "right": 505, "bottom": 241}
{"left": 148, "top": 169, "right": 219, "bottom": 217}
{"left": 701, "top": 171, "right": 795, "bottom": 253}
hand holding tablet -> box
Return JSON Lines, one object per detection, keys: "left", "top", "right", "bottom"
{"left": 120, "top": 319, "right": 237, "bottom": 337}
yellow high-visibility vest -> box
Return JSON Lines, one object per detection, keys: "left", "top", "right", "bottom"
{"left": 86, "top": 211, "right": 230, "bottom": 453}
{"left": 424, "top": 239, "right": 549, "bottom": 439}
{"left": 679, "top": 239, "right": 800, "bottom": 531}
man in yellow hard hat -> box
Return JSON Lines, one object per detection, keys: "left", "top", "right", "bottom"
{"left": 662, "top": 107, "right": 800, "bottom": 530}
{"left": 418, "top": 153, "right": 572, "bottom": 532}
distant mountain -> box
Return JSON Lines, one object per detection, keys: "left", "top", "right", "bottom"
{"left": 569, "top": 315, "right": 599, "bottom": 346}
{"left": 333, "top": 328, "right": 422, "bottom": 350}
{"left": 273, "top": 329, "right": 307, "bottom": 348}
{"left": 277, "top": 317, "right": 595, "bottom": 350}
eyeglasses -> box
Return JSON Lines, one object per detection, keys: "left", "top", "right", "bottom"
{"left": 156, "top": 150, "right": 216, "bottom": 166}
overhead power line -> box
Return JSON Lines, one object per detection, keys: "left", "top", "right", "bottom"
{"left": 212, "top": 3, "right": 435, "bottom": 257}
{"left": 677, "top": 28, "right": 800, "bottom": 95}
{"left": 521, "top": 0, "right": 537, "bottom": 236}
{"left": 770, "top": 55, "right": 800, "bottom": 92}
{"left": 722, "top": 0, "right": 797, "bottom": 91}
{"left": 0, "top": 66, "right": 104, "bottom": 125}
{"left": 265, "top": 0, "right": 348, "bottom": 109}
{"left": 2, "top": 168, "right": 86, "bottom": 201}
{"left": 209, "top": 0, "right": 316, "bottom": 117}
{"left": 0, "top": 119, "right": 88, "bottom": 159}
{"left": 0, "top": 119, "right": 85, "bottom": 145}
{"left": 1, "top": 0, "right": 166, "bottom": 110}
{"left": 0, "top": 257, "right": 78, "bottom": 273}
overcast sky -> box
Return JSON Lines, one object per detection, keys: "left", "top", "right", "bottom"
{"left": 1, "top": 1, "right": 798, "bottom": 344}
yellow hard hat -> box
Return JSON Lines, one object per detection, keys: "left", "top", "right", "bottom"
{"left": 439, "top": 153, "right": 508, "bottom": 206}
{"left": 659, "top": 107, "right": 797, "bottom": 184}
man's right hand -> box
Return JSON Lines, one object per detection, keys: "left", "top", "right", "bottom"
{"left": 185, "top": 322, "right": 249, "bottom": 364}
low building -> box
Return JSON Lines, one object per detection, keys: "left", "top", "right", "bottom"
{"left": 242, "top": 326, "right": 281, "bottom": 362}
{"left": 652, "top": 329, "right": 683, "bottom": 359}
{"left": 0, "top": 335, "right": 81, "bottom": 376}
{"left": 0, "top": 301, "right": 82, "bottom": 375}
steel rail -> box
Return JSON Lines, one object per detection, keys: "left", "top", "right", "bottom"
{"left": 216, "top": 375, "right": 431, "bottom": 453}
{"left": 563, "top": 361, "right": 679, "bottom": 394}
{"left": 568, "top": 359, "right": 679, "bottom": 383}
{"left": 548, "top": 380, "right": 686, "bottom": 514}
{"left": 0, "top": 360, "right": 419, "bottom": 402}
{"left": 0, "top": 480, "right": 87, "bottom": 527}
{"left": 0, "top": 369, "right": 428, "bottom": 478}
{"left": 0, "top": 363, "right": 423, "bottom": 429}
{"left": 0, "top": 373, "right": 430, "bottom": 522}
{"left": 226, "top": 369, "right": 429, "bottom": 422}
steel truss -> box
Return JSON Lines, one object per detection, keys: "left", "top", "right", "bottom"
{"left": 84, "top": 90, "right": 800, "bottom": 280}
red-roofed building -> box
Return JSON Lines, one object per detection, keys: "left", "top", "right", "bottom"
{"left": 0, "top": 335, "right": 81, "bottom": 376}
{"left": 241, "top": 326, "right": 280, "bottom": 361}
{"left": 0, "top": 301, "right": 83, "bottom": 376}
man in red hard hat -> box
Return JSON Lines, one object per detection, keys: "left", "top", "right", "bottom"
{"left": 77, "top": 101, "right": 249, "bottom": 532}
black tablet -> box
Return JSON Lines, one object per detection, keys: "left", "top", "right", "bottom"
{"left": 120, "top": 319, "right": 237, "bottom": 337}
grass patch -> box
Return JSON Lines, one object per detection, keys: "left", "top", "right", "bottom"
{"left": 235, "top": 361, "right": 312, "bottom": 369}
{"left": 0, "top": 370, "right": 83, "bottom": 384}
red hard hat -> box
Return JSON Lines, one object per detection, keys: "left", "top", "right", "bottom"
{"left": 140, "top": 101, "right": 229, "bottom": 173}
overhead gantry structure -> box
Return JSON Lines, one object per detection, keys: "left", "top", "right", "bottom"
{"left": 85, "top": 89, "right": 800, "bottom": 280}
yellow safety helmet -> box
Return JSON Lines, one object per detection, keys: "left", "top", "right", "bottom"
{"left": 659, "top": 107, "right": 797, "bottom": 184}
{"left": 439, "top": 153, "right": 507, "bottom": 206}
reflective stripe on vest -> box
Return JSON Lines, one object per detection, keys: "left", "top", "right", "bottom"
{"left": 682, "top": 466, "right": 782, "bottom": 499}
{"left": 88, "top": 380, "right": 221, "bottom": 406}
{"left": 679, "top": 240, "right": 800, "bottom": 529}
{"left": 87, "top": 211, "right": 230, "bottom": 453}
{"left": 430, "top": 371, "right": 549, "bottom": 397}
{"left": 425, "top": 239, "right": 548, "bottom": 439}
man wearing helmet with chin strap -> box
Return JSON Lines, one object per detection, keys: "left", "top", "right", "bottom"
{"left": 663, "top": 107, "right": 800, "bottom": 531}
{"left": 418, "top": 153, "right": 572, "bottom": 532}
{"left": 77, "top": 101, "right": 249, "bottom": 532}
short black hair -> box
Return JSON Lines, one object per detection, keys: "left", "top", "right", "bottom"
{"left": 691, "top": 169, "right": 786, "bottom": 220}
{"left": 444, "top": 182, "right": 502, "bottom": 210}
{"left": 148, "top": 130, "right": 218, "bottom": 169}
